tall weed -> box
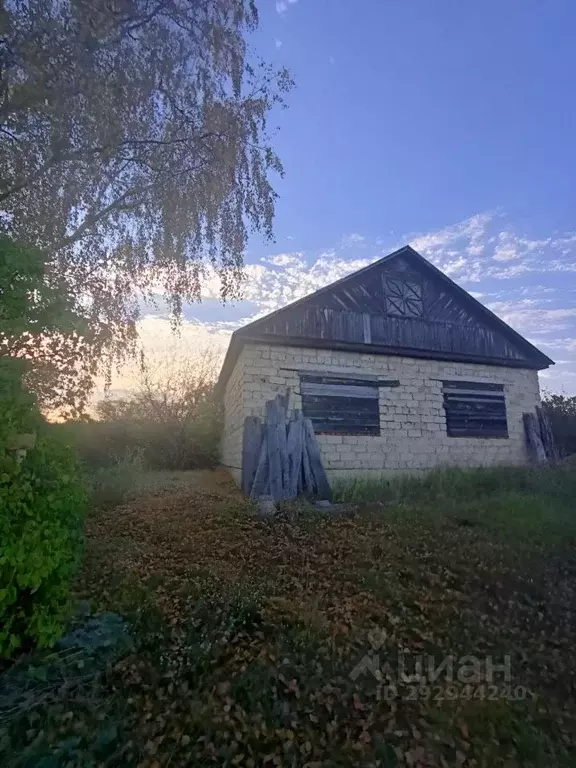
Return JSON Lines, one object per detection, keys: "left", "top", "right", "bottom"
{"left": 84, "top": 449, "right": 146, "bottom": 509}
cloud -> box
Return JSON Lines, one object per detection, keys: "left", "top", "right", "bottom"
{"left": 493, "top": 234, "right": 521, "bottom": 262}
{"left": 264, "top": 252, "right": 305, "bottom": 267}
{"left": 138, "top": 314, "right": 233, "bottom": 350}
{"left": 276, "top": 0, "right": 298, "bottom": 14}
{"left": 341, "top": 232, "right": 366, "bottom": 246}
{"left": 275, "top": 38, "right": 283, "bottom": 48}
{"left": 408, "top": 213, "right": 576, "bottom": 284}
{"left": 485, "top": 303, "right": 576, "bottom": 334}
{"left": 492, "top": 231, "right": 552, "bottom": 263}
{"left": 240, "top": 250, "right": 373, "bottom": 316}
{"left": 410, "top": 212, "right": 492, "bottom": 259}
{"left": 540, "top": 338, "right": 576, "bottom": 354}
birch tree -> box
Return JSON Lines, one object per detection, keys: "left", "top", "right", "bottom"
{"left": 0, "top": 0, "right": 291, "bottom": 407}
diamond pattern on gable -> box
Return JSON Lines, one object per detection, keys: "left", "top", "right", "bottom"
{"left": 385, "top": 277, "right": 423, "bottom": 318}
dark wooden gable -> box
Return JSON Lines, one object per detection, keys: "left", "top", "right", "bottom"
{"left": 217, "top": 248, "right": 553, "bottom": 393}
{"left": 233, "top": 247, "right": 552, "bottom": 370}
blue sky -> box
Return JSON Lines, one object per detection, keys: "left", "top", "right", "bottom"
{"left": 137, "top": 0, "right": 576, "bottom": 395}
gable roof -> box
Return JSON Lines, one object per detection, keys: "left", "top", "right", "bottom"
{"left": 216, "top": 246, "right": 553, "bottom": 392}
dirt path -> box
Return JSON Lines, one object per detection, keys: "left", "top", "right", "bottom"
{"left": 82, "top": 470, "right": 253, "bottom": 600}
{"left": 73, "top": 470, "right": 576, "bottom": 767}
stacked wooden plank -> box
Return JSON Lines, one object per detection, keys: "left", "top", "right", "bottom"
{"left": 536, "top": 406, "right": 560, "bottom": 462}
{"left": 523, "top": 405, "right": 559, "bottom": 464}
{"left": 242, "top": 394, "right": 331, "bottom": 503}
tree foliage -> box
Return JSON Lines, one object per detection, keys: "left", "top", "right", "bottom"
{"left": 0, "top": 259, "right": 87, "bottom": 655}
{"left": 542, "top": 393, "right": 576, "bottom": 458}
{"left": 0, "top": 0, "right": 292, "bottom": 405}
{"left": 96, "top": 346, "right": 219, "bottom": 424}
{"left": 0, "top": 236, "right": 98, "bottom": 413}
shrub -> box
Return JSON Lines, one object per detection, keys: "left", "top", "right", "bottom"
{"left": 54, "top": 413, "right": 221, "bottom": 472}
{"left": 0, "top": 238, "right": 90, "bottom": 658}
{"left": 54, "top": 346, "right": 223, "bottom": 472}
{"left": 0, "top": 366, "right": 87, "bottom": 658}
{"left": 0, "top": 434, "right": 87, "bottom": 658}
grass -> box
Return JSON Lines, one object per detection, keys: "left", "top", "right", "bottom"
{"left": 334, "top": 466, "right": 576, "bottom": 547}
{"left": 2, "top": 466, "right": 576, "bottom": 767}
{"left": 333, "top": 464, "right": 576, "bottom": 504}
{"left": 83, "top": 453, "right": 206, "bottom": 509}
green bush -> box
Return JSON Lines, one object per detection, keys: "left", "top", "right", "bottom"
{"left": 133, "top": 415, "right": 221, "bottom": 470}
{"left": 0, "top": 435, "right": 87, "bottom": 658}
{"left": 53, "top": 411, "right": 221, "bottom": 472}
{"left": 0, "top": 238, "right": 91, "bottom": 658}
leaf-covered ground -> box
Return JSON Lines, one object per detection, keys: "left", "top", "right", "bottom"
{"left": 3, "top": 468, "right": 576, "bottom": 766}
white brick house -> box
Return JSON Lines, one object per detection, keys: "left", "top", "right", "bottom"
{"left": 216, "top": 247, "right": 553, "bottom": 484}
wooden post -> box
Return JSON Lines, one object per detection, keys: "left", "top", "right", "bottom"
{"left": 275, "top": 395, "right": 290, "bottom": 495}
{"left": 242, "top": 416, "right": 262, "bottom": 496}
{"left": 286, "top": 410, "right": 303, "bottom": 499}
{"left": 250, "top": 433, "right": 270, "bottom": 498}
{"left": 523, "top": 412, "right": 547, "bottom": 464}
{"left": 302, "top": 432, "right": 314, "bottom": 494}
{"left": 303, "top": 418, "right": 332, "bottom": 500}
{"left": 267, "top": 399, "right": 284, "bottom": 502}
{"left": 536, "top": 406, "right": 559, "bottom": 463}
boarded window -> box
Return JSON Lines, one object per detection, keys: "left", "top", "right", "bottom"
{"left": 300, "top": 375, "right": 380, "bottom": 435}
{"left": 443, "top": 381, "right": 508, "bottom": 438}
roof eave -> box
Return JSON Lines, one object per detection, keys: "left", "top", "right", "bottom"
{"left": 215, "top": 333, "right": 552, "bottom": 396}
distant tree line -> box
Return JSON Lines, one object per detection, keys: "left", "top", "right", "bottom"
{"left": 542, "top": 393, "right": 576, "bottom": 458}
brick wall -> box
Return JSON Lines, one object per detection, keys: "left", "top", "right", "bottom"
{"left": 222, "top": 341, "right": 542, "bottom": 481}
{"left": 221, "top": 351, "right": 245, "bottom": 484}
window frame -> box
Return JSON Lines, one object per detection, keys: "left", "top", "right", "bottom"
{"left": 299, "top": 374, "right": 381, "bottom": 436}
{"left": 442, "top": 380, "right": 508, "bottom": 439}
